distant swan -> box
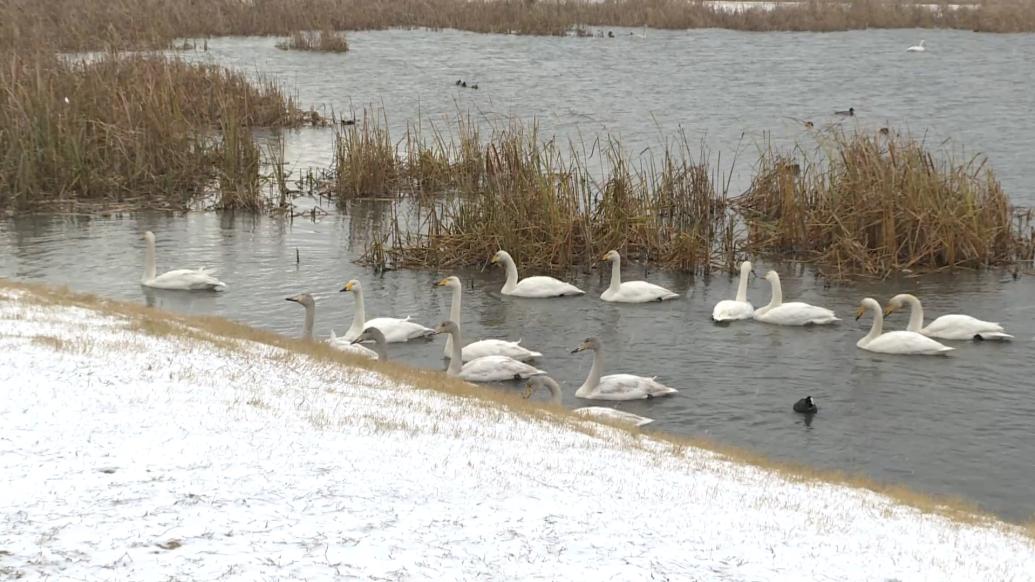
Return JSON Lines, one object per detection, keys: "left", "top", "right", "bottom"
{"left": 884, "top": 293, "right": 1012, "bottom": 341}
{"left": 434, "top": 321, "right": 545, "bottom": 383}
{"left": 855, "top": 297, "right": 953, "bottom": 355}
{"left": 491, "top": 250, "right": 584, "bottom": 297}
{"left": 753, "top": 271, "right": 839, "bottom": 325}
{"left": 599, "top": 250, "right": 678, "bottom": 303}
{"left": 523, "top": 375, "right": 654, "bottom": 427}
{"left": 835, "top": 107, "right": 855, "bottom": 116}
{"left": 907, "top": 40, "right": 926, "bottom": 52}
{"left": 571, "top": 337, "right": 677, "bottom": 400}
{"left": 141, "top": 231, "right": 225, "bottom": 291}
{"left": 712, "top": 260, "right": 755, "bottom": 321}
{"left": 339, "top": 280, "right": 434, "bottom": 343}
{"left": 350, "top": 327, "right": 389, "bottom": 361}
{"left": 286, "top": 293, "right": 378, "bottom": 359}
{"left": 434, "top": 276, "right": 542, "bottom": 361}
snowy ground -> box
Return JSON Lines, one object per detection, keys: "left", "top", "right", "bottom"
{"left": 2, "top": 287, "right": 1034, "bottom": 581}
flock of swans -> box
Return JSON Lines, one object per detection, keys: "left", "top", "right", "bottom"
{"left": 141, "top": 231, "right": 1012, "bottom": 428}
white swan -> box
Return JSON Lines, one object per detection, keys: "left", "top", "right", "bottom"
{"left": 433, "top": 276, "right": 542, "bottom": 361}
{"left": 285, "top": 293, "right": 378, "bottom": 359}
{"left": 339, "top": 280, "right": 434, "bottom": 343}
{"left": 907, "top": 40, "right": 926, "bottom": 52}
{"left": 884, "top": 293, "right": 1013, "bottom": 341}
{"left": 435, "top": 321, "right": 545, "bottom": 383}
{"left": 753, "top": 270, "right": 839, "bottom": 325}
{"left": 141, "top": 231, "right": 225, "bottom": 291}
{"left": 490, "top": 250, "right": 584, "bottom": 297}
{"left": 855, "top": 297, "right": 953, "bottom": 355}
{"left": 599, "top": 250, "right": 678, "bottom": 303}
{"left": 571, "top": 337, "right": 677, "bottom": 400}
{"left": 523, "top": 376, "right": 654, "bottom": 428}
{"left": 712, "top": 260, "right": 755, "bottom": 321}
{"left": 350, "top": 327, "right": 389, "bottom": 361}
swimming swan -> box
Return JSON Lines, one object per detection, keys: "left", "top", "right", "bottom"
{"left": 712, "top": 260, "right": 755, "bottom": 321}
{"left": 141, "top": 231, "right": 225, "bottom": 291}
{"left": 350, "top": 327, "right": 389, "bottom": 361}
{"left": 884, "top": 293, "right": 1013, "bottom": 341}
{"left": 523, "top": 375, "right": 654, "bottom": 427}
{"left": 753, "top": 271, "right": 839, "bottom": 325}
{"left": 339, "top": 280, "right": 434, "bottom": 343}
{"left": 571, "top": 337, "right": 677, "bottom": 400}
{"left": 491, "top": 250, "right": 584, "bottom": 297}
{"left": 434, "top": 321, "right": 545, "bottom": 382}
{"left": 599, "top": 250, "right": 678, "bottom": 303}
{"left": 433, "top": 276, "right": 542, "bottom": 361}
{"left": 285, "top": 293, "right": 378, "bottom": 359}
{"left": 855, "top": 297, "right": 953, "bottom": 355}
{"left": 907, "top": 40, "right": 926, "bottom": 52}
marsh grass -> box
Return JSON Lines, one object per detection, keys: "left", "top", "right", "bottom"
{"left": 277, "top": 29, "right": 350, "bottom": 53}
{"left": 738, "top": 129, "right": 1029, "bottom": 277}
{"left": 4, "top": 276, "right": 1029, "bottom": 535}
{"left": 0, "top": 53, "right": 309, "bottom": 210}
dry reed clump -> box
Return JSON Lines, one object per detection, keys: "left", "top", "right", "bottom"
{"left": 738, "top": 129, "right": 1028, "bottom": 277}
{"left": 276, "top": 29, "right": 350, "bottom": 53}
{"left": 3, "top": 0, "right": 1035, "bottom": 52}
{"left": 0, "top": 52, "right": 310, "bottom": 211}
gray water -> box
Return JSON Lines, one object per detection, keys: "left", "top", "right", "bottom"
{"left": 5, "top": 28, "right": 1035, "bottom": 521}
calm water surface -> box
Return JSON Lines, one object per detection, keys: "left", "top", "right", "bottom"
{"left": 5, "top": 28, "right": 1035, "bottom": 521}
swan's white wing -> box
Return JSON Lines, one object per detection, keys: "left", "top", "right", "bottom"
{"left": 508, "top": 276, "right": 584, "bottom": 298}
{"left": 922, "top": 314, "right": 1011, "bottom": 340}
{"left": 583, "top": 374, "right": 678, "bottom": 401}
{"left": 146, "top": 268, "right": 226, "bottom": 291}
{"left": 459, "top": 356, "right": 545, "bottom": 383}
{"left": 602, "top": 281, "right": 679, "bottom": 303}
{"left": 574, "top": 407, "right": 654, "bottom": 427}
{"left": 756, "top": 302, "right": 839, "bottom": 326}
{"left": 861, "top": 331, "right": 953, "bottom": 355}
{"left": 712, "top": 299, "right": 754, "bottom": 321}
{"left": 461, "top": 339, "right": 542, "bottom": 362}
{"left": 326, "top": 337, "right": 378, "bottom": 359}
{"left": 363, "top": 317, "right": 434, "bottom": 343}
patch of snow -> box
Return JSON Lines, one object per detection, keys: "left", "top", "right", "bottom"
{"left": 1, "top": 295, "right": 1033, "bottom": 580}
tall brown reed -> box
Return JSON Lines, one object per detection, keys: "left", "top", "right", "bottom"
{"left": 277, "top": 29, "right": 350, "bottom": 53}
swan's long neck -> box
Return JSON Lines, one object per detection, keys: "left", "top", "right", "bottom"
{"left": 445, "top": 285, "right": 462, "bottom": 357}
{"left": 735, "top": 265, "right": 749, "bottom": 302}
{"left": 764, "top": 276, "right": 783, "bottom": 310}
{"left": 372, "top": 338, "right": 387, "bottom": 362}
{"left": 143, "top": 237, "right": 157, "bottom": 282}
{"left": 348, "top": 289, "right": 366, "bottom": 337}
{"left": 863, "top": 304, "right": 884, "bottom": 343}
{"left": 542, "top": 377, "right": 562, "bottom": 405}
{"left": 583, "top": 348, "right": 604, "bottom": 391}
{"left": 446, "top": 327, "right": 463, "bottom": 375}
{"left": 301, "top": 303, "right": 315, "bottom": 341}
{"left": 904, "top": 295, "right": 925, "bottom": 332}
{"left": 502, "top": 257, "right": 519, "bottom": 293}
{"left": 608, "top": 257, "right": 622, "bottom": 293}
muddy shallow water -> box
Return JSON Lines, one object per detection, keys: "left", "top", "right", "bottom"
{"left": 6, "top": 27, "right": 1035, "bottom": 521}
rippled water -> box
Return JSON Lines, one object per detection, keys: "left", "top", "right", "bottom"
{"left": 5, "top": 28, "right": 1035, "bottom": 521}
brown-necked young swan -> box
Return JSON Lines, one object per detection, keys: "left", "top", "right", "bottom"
{"left": 490, "top": 250, "right": 584, "bottom": 297}
{"left": 433, "top": 321, "right": 545, "bottom": 382}
{"left": 433, "top": 276, "right": 542, "bottom": 361}
{"left": 570, "top": 337, "right": 677, "bottom": 400}
{"left": 712, "top": 260, "right": 755, "bottom": 321}
{"left": 523, "top": 375, "right": 654, "bottom": 427}
{"left": 854, "top": 297, "right": 953, "bottom": 355}
{"left": 350, "top": 327, "right": 389, "bottom": 361}
{"left": 285, "top": 293, "right": 377, "bottom": 359}
{"left": 599, "top": 250, "right": 678, "bottom": 303}
{"left": 883, "top": 293, "right": 1012, "bottom": 341}
{"left": 141, "top": 231, "right": 225, "bottom": 291}
{"left": 753, "top": 270, "right": 839, "bottom": 325}
{"left": 339, "top": 279, "right": 434, "bottom": 343}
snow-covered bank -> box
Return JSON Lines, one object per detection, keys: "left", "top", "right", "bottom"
{"left": 1, "top": 284, "right": 1033, "bottom": 581}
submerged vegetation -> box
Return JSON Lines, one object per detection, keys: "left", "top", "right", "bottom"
{"left": 2, "top": 0, "right": 1035, "bottom": 52}
{"left": 277, "top": 29, "right": 350, "bottom": 53}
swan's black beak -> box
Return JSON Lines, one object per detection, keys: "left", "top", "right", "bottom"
{"left": 285, "top": 297, "right": 298, "bottom": 303}
{"left": 350, "top": 337, "right": 363, "bottom": 345}
{"left": 854, "top": 307, "right": 865, "bottom": 321}
{"left": 571, "top": 346, "right": 585, "bottom": 354}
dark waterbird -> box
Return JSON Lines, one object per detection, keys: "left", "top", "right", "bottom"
{"left": 793, "top": 396, "right": 818, "bottom": 414}
{"left": 835, "top": 107, "right": 855, "bottom": 116}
